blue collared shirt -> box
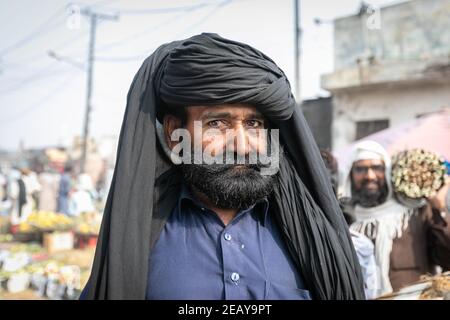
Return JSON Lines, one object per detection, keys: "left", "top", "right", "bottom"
{"left": 146, "top": 184, "right": 311, "bottom": 300}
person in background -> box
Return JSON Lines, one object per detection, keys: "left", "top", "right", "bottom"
{"left": 0, "top": 169, "right": 9, "bottom": 216}
{"left": 57, "top": 164, "right": 73, "bottom": 215}
{"left": 27, "top": 169, "right": 42, "bottom": 211}
{"left": 320, "top": 149, "right": 378, "bottom": 299}
{"left": 0, "top": 170, "right": 5, "bottom": 201}
{"left": 340, "top": 141, "right": 450, "bottom": 297}
{"left": 428, "top": 160, "right": 450, "bottom": 215}
{"left": 9, "top": 167, "right": 41, "bottom": 225}
{"left": 427, "top": 170, "right": 450, "bottom": 271}
{"left": 68, "top": 173, "right": 97, "bottom": 217}
{"left": 38, "top": 169, "right": 60, "bottom": 212}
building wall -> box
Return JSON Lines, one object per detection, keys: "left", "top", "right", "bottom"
{"left": 334, "top": 0, "right": 450, "bottom": 70}
{"left": 324, "top": 0, "right": 450, "bottom": 150}
{"left": 332, "top": 81, "right": 450, "bottom": 150}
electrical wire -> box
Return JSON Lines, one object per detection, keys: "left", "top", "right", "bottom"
{"left": 0, "top": 5, "right": 67, "bottom": 57}
{"left": 95, "top": 0, "right": 233, "bottom": 62}
{"left": 0, "top": 62, "right": 83, "bottom": 96}
{"left": 0, "top": 74, "right": 81, "bottom": 125}
{"left": 98, "top": 1, "right": 213, "bottom": 15}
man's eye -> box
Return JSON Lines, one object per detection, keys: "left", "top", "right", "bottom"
{"left": 353, "top": 167, "right": 366, "bottom": 174}
{"left": 207, "top": 120, "right": 224, "bottom": 128}
{"left": 245, "top": 120, "right": 262, "bottom": 128}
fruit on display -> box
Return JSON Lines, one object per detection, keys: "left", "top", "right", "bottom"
{"left": 11, "top": 211, "right": 100, "bottom": 235}
{"left": 26, "top": 211, "right": 74, "bottom": 231}
{"left": 74, "top": 212, "right": 101, "bottom": 235}
{"left": 75, "top": 222, "right": 99, "bottom": 235}
{"left": 18, "top": 222, "right": 34, "bottom": 233}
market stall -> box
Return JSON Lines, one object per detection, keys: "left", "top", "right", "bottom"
{"left": 0, "top": 211, "right": 100, "bottom": 299}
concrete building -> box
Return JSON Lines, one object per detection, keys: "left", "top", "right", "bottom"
{"left": 321, "top": 0, "right": 450, "bottom": 150}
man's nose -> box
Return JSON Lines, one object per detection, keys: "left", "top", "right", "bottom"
{"left": 365, "top": 168, "right": 377, "bottom": 180}
{"left": 233, "top": 125, "right": 249, "bottom": 156}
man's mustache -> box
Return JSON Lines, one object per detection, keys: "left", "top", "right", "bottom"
{"left": 362, "top": 181, "right": 381, "bottom": 186}
{"left": 186, "top": 152, "right": 273, "bottom": 172}
{"left": 187, "top": 162, "right": 270, "bottom": 174}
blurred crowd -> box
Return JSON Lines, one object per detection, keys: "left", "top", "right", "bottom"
{"left": 0, "top": 164, "right": 111, "bottom": 225}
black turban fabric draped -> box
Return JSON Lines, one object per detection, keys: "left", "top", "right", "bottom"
{"left": 82, "top": 33, "right": 365, "bottom": 300}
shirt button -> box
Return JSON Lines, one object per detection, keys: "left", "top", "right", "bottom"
{"left": 231, "top": 272, "right": 240, "bottom": 282}
{"left": 224, "top": 233, "right": 232, "bottom": 241}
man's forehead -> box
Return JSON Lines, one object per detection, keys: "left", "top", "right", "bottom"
{"left": 186, "top": 104, "right": 264, "bottom": 119}
{"left": 353, "top": 159, "right": 385, "bottom": 167}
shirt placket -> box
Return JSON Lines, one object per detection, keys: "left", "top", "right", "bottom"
{"left": 221, "top": 220, "right": 247, "bottom": 300}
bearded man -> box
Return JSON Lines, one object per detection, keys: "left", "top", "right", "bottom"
{"left": 81, "top": 33, "right": 364, "bottom": 300}
{"left": 341, "top": 141, "right": 450, "bottom": 297}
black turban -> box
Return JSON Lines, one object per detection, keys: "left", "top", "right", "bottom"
{"left": 82, "top": 33, "right": 365, "bottom": 300}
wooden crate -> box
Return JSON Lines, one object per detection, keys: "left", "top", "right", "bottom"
{"left": 43, "top": 231, "right": 74, "bottom": 253}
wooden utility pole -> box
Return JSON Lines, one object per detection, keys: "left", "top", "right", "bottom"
{"left": 80, "top": 9, "right": 118, "bottom": 173}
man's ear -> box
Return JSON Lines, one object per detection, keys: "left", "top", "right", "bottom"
{"left": 163, "top": 114, "right": 182, "bottom": 150}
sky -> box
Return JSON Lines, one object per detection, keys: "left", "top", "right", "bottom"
{"left": 0, "top": 0, "right": 401, "bottom": 151}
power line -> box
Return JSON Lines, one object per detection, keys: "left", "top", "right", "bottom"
{"left": 94, "top": 4, "right": 212, "bottom": 53}
{"left": 0, "top": 1, "right": 119, "bottom": 68}
{"left": 95, "top": 0, "right": 233, "bottom": 63}
{"left": 0, "top": 0, "right": 232, "bottom": 119}
{"left": 0, "top": 62, "right": 81, "bottom": 96}
{"left": 0, "top": 64, "right": 61, "bottom": 95}
{"left": 0, "top": 0, "right": 114, "bottom": 64}
{"left": 1, "top": 0, "right": 230, "bottom": 72}
{"left": 45, "top": 1, "right": 222, "bottom": 59}
{"left": 97, "top": 1, "right": 214, "bottom": 15}
{"left": 0, "top": 5, "right": 66, "bottom": 57}
{"left": 2, "top": 29, "right": 89, "bottom": 71}
{"left": 0, "top": 74, "right": 81, "bottom": 125}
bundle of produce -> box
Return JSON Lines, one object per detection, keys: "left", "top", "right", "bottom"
{"left": 391, "top": 149, "right": 447, "bottom": 199}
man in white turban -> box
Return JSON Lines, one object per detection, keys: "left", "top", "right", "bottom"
{"left": 340, "top": 141, "right": 450, "bottom": 297}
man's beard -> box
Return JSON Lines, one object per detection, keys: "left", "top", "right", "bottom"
{"left": 351, "top": 180, "right": 389, "bottom": 208}
{"left": 181, "top": 163, "right": 277, "bottom": 210}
